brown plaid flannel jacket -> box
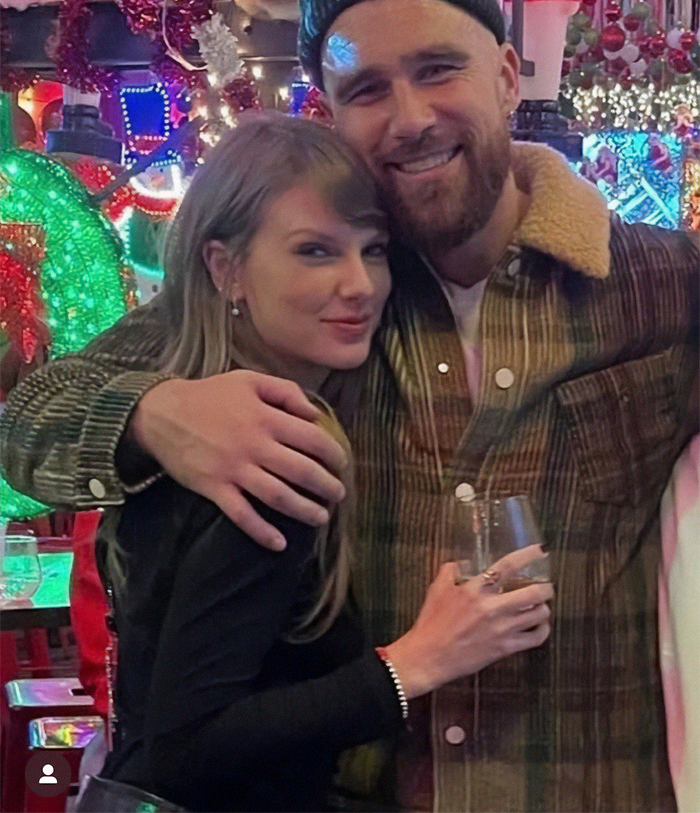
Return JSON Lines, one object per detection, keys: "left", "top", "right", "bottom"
{"left": 1, "top": 144, "right": 698, "bottom": 812}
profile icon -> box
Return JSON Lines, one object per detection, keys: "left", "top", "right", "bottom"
{"left": 39, "top": 764, "right": 58, "bottom": 784}
{"left": 25, "top": 752, "right": 71, "bottom": 797}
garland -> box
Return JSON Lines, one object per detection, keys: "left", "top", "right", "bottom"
{"left": 117, "top": 0, "right": 213, "bottom": 87}
{"left": 55, "top": 0, "right": 117, "bottom": 92}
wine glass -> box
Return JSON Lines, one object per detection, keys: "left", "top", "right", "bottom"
{"left": 451, "top": 495, "right": 550, "bottom": 591}
{"left": 0, "top": 534, "right": 42, "bottom": 605}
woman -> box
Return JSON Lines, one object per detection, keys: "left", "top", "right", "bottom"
{"left": 82, "top": 112, "right": 553, "bottom": 812}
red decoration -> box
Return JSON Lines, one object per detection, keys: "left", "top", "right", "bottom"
{"left": 69, "top": 157, "right": 179, "bottom": 221}
{"left": 600, "top": 24, "right": 625, "bottom": 51}
{"left": 679, "top": 30, "right": 696, "bottom": 50}
{"left": 0, "top": 249, "right": 46, "bottom": 364}
{"left": 562, "top": 2, "right": 699, "bottom": 91}
{"left": 221, "top": 72, "right": 262, "bottom": 114}
{"left": 299, "top": 86, "right": 333, "bottom": 124}
{"left": 56, "top": 0, "right": 117, "bottom": 92}
{"left": 116, "top": 0, "right": 162, "bottom": 37}
{"left": 637, "top": 34, "right": 651, "bottom": 53}
{"left": 604, "top": 2, "right": 622, "bottom": 22}
{"left": 116, "top": 0, "right": 212, "bottom": 86}
{"left": 669, "top": 49, "right": 693, "bottom": 72}
{"left": 609, "top": 56, "right": 628, "bottom": 72}
{"left": 648, "top": 34, "right": 667, "bottom": 57}
{"left": 649, "top": 136, "right": 674, "bottom": 174}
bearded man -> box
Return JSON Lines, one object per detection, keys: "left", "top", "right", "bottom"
{"left": 1, "top": 0, "right": 698, "bottom": 809}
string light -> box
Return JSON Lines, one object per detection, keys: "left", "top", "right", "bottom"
{"left": 561, "top": 78, "right": 700, "bottom": 132}
{"left": 119, "top": 83, "right": 178, "bottom": 167}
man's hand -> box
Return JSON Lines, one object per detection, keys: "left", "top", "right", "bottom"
{"left": 128, "top": 370, "right": 348, "bottom": 550}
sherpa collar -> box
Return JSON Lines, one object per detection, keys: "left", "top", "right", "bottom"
{"left": 510, "top": 141, "right": 611, "bottom": 280}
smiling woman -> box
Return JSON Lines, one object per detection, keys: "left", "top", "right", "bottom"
{"left": 202, "top": 182, "right": 390, "bottom": 391}
{"left": 158, "top": 111, "right": 390, "bottom": 387}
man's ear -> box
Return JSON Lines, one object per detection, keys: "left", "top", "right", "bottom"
{"left": 498, "top": 43, "right": 521, "bottom": 117}
{"left": 203, "top": 240, "right": 238, "bottom": 297}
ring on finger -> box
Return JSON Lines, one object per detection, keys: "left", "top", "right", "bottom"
{"left": 481, "top": 567, "right": 500, "bottom": 587}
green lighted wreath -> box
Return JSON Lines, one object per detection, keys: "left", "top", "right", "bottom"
{"left": 1, "top": 148, "right": 133, "bottom": 521}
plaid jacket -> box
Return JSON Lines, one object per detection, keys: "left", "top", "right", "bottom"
{"left": 1, "top": 144, "right": 698, "bottom": 812}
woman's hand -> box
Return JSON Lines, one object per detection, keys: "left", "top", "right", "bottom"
{"left": 383, "top": 545, "right": 553, "bottom": 698}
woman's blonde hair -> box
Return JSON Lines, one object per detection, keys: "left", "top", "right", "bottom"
{"left": 160, "top": 110, "right": 385, "bottom": 379}
{"left": 158, "top": 112, "right": 384, "bottom": 640}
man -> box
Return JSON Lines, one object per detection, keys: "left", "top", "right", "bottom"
{"left": 1, "top": 0, "right": 697, "bottom": 808}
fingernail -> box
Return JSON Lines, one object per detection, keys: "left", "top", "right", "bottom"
{"left": 315, "top": 507, "right": 330, "bottom": 526}
{"left": 269, "top": 534, "right": 287, "bottom": 551}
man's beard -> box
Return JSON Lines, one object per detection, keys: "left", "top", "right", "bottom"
{"left": 378, "top": 124, "right": 511, "bottom": 255}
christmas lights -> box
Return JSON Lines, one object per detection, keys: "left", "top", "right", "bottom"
{"left": 561, "top": 78, "right": 700, "bottom": 133}
{"left": 119, "top": 84, "right": 178, "bottom": 167}
{"left": 0, "top": 149, "right": 136, "bottom": 519}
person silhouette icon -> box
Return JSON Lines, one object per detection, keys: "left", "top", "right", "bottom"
{"left": 38, "top": 764, "right": 58, "bottom": 784}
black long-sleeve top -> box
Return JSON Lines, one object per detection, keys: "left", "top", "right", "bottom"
{"left": 96, "top": 477, "right": 403, "bottom": 812}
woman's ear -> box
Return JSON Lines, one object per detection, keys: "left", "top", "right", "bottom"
{"left": 203, "top": 240, "right": 238, "bottom": 298}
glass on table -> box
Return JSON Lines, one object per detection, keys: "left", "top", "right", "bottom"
{"left": 450, "top": 495, "right": 550, "bottom": 592}
{"left": 0, "top": 533, "right": 42, "bottom": 605}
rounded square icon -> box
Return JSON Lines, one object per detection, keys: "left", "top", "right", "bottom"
{"left": 25, "top": 752, "right": 71, "bottom": 797}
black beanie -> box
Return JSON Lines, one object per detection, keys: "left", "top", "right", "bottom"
{"left": 298, "top": 0, "right": 506, "bottom": 89}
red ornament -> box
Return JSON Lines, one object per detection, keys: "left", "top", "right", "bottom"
{"left": 609, "top": 56, "right": 628, "bottom": 72}
{"left": 622, "top": 13, "right": 641, "bottom": 31}
{"left": 669, "top": 49, "right": 693, "bottom": 72}
{"left": 648, "top": 34, "right": 667, "bottom": 57}
{"left": 636, "top": 34, "right": 651, "bottom": 53}
{"left": 679, "top": 31, "right": 695, "bottom": 51}
{"left": 600, "top": 24, "right": 626, "bottom": 52}
{"left": 604, "top": 2, "right": 622, "bottom": 22}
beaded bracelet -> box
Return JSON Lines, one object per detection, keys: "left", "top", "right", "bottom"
{"left": 375, "top": 646, "right": 409, "bottom": 720}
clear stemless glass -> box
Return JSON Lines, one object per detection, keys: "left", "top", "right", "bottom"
{"left": 0, "top": 534, "right": 42, "bottom": 604}
{"left": 451, "top": 495, "right": 550, "bottom": 591}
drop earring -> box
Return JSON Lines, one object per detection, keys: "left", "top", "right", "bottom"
{"left": 231, "top": 300, "right": 240, "bottom": 317}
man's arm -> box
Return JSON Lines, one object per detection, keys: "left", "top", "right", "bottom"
{"left": 0, "top": 303, "right": 346, "bottom": 550}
